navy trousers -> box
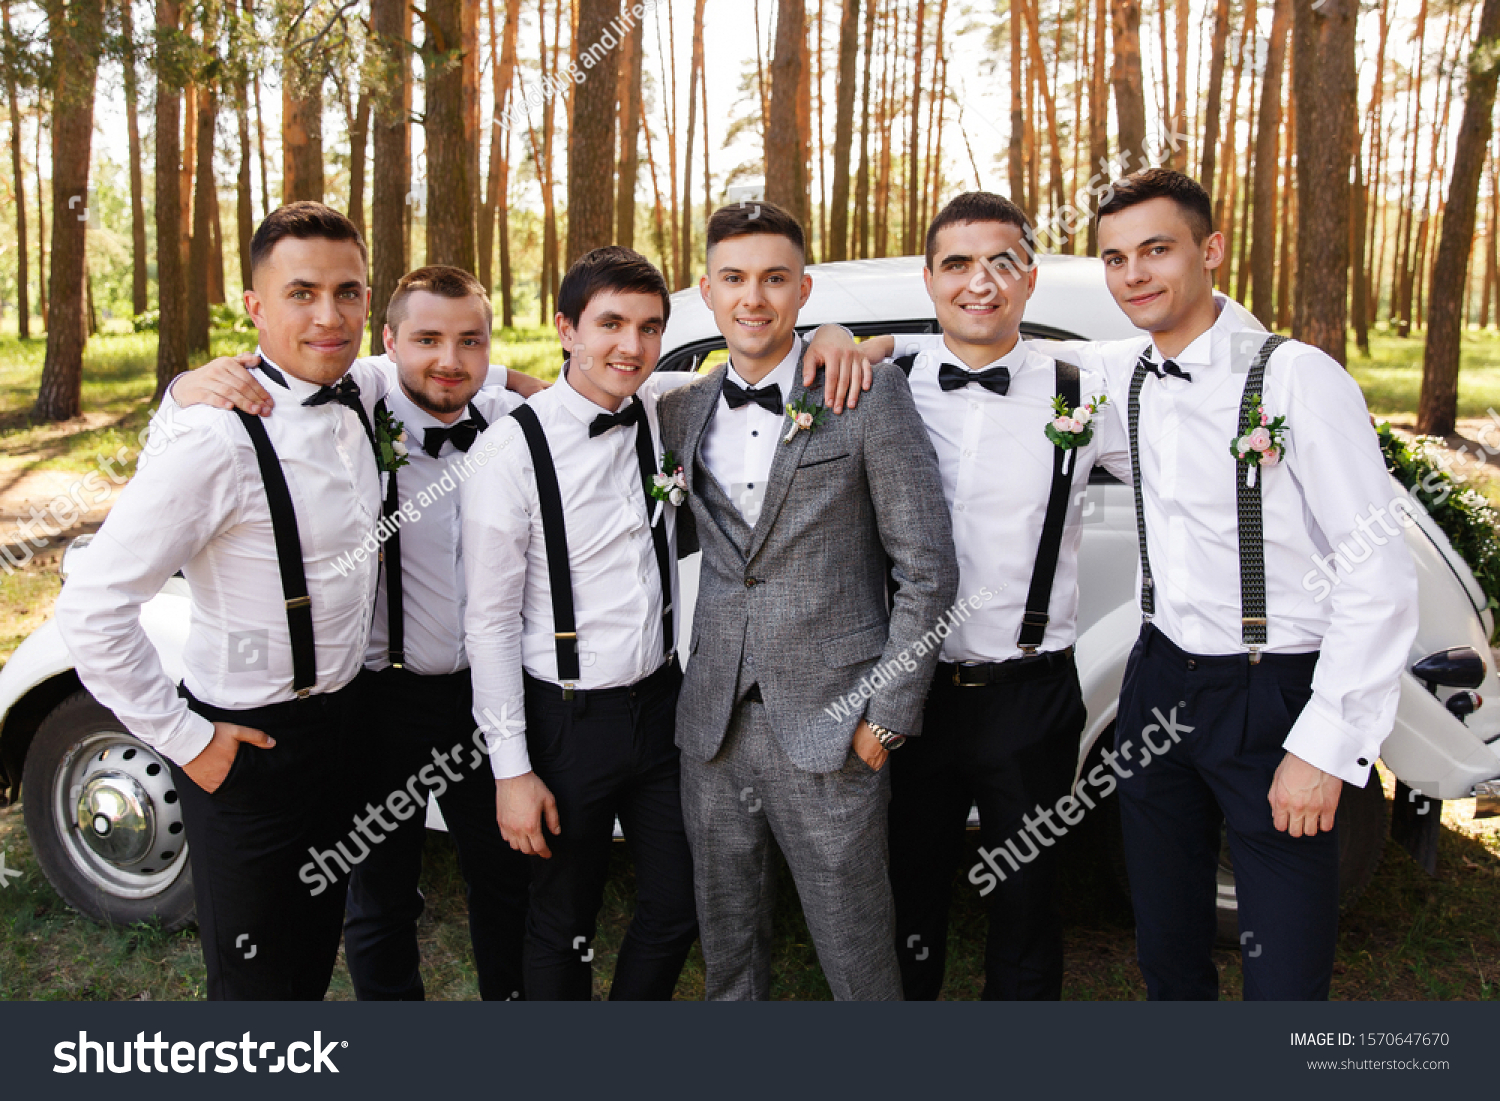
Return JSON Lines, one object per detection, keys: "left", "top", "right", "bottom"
{"left": 344, "top": 666, "right": 532, "bottom": 1001}
{"left": 1116, "top": 623, "right": 1339, "bottom": 1001}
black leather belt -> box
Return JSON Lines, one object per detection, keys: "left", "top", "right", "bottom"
{"left": 939, "top": 646, "right": 1075, "bottom": 688}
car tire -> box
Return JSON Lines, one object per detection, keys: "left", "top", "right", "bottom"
{"left": 1214, "top": 766, "right": 1387, "bottom": 945}
{"left": 21, "top": 690, "right": 196, "bottom": 932}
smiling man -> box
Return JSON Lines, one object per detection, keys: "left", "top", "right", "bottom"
{"left": 656, "top": 201, "right": 958, "bottom": 1000}
{"left": 1075, "top": 169, "right": 1416, "bottom": 1000}
{"left": 56, "top": 202, "right": 392, "bottom": 1000}
{"left": 462, "top": 246, "right": 703, "bottom": 1000}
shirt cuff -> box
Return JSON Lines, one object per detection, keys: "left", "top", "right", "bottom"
{"left": 153, "top": 710, "right": 217, "bottom": 769}
{"left": 1282, "top": 695, "right": 1381, "bottom": 787}
{"left": 477, "top": 698, "right": 532, "bottom": 779}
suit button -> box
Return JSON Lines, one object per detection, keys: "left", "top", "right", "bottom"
{"left": 745, "top": 577, "right": 757, "bottom": 588}
{"left": 1186, "top": 659, "right": 1197, "bottom": 670}
{"left": 1357, "top": 757, "right": 1368, "bottom": 767}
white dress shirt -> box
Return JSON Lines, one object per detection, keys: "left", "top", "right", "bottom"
{"left": 463, "top": 367, "right": 696, "bottom": 779}
{"left": 362, "top": 356, "right": 523, "bottom": 675}
{"left": 55, "top": 352, "right": 391, "bottom": 767}
{"left": 1052, "top": 297, "right": 1418, "bottom": 786}
{"left": 898, "top": 333, "right": 1130, "bottom": 662}
{"left": 697, "top": 336, "right": 803, "bottom": 526}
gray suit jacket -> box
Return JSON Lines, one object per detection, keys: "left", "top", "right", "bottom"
{"left": 658, "top": 350, "right": 959, "bottom": 773}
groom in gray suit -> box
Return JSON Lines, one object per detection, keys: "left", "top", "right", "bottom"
{"left": 658, "top": 201, "right": 958, "bottom": 999}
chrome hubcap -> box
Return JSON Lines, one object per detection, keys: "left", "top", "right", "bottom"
{"left": 52, "top": 732, "right": 189, "bottom": 899}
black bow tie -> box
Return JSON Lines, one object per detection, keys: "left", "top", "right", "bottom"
{"left": 723, "top": 378, "right": 784, "bottom": 415}
{"left": 422, "top": 420, "right": 480, "bottom": 457}
{"left": 937, "top": 362, "right": 1011, "bottom": 396}
{"left": 1144, "top": 354, "right": 1193, "bottom": 382}
{"left": 589, "top": 398, "right": 643, "bottom": 438}
{"left": 302, "top": 375, "right": 364, "bottom": 413}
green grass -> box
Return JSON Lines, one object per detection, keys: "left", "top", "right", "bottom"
{"left": 4, "top": 778, "right": 1497, "bottom": 1000}
{"left": 1348, "top": 325, "right": 1500, "bottom": 420}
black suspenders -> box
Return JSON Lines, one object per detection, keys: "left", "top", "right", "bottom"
{"left": 1017, "top": 360, "right": 1080, "bottom": 653}
{"left": 511, "top": 404, "right": 582, "bottom": 684}
{"left": 510, "top": 399, "right": 674, "bottom": 691}
{"left": 381, "top": 400, "right": 489, "bottom": 670}
{"left": 895, "top": 350, "right": 1080, "bottom": 655}
{"left": 1127, "top": 334, "right": 1288, "bottom": 660}
{"left": 234, "top": 410, "right": 317, "bottom": 697}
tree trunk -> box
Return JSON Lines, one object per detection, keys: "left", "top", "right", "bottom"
{"left": 4, "top": 0, "right": 29, "bottom": 337}
{"left": 675, "top": 0, "right": 704, "bottom": 281}
{"left": 119, "top": 0, "right": 147, "bottom": 316}
{"left": 1008, "top": 0, "right": 1025, "bottom": 209}
{"left": 34, "top": 0, "right": 106, "bottom": 422}
{"left": 1169, "top": 0, "right": 1187, "bottom": 167}
{"left": 1419, "top": 0, "right": 1500, "bottom": 433}
{"left": 370, "top": 0, "right": 409, "bottom": 352}
{"left": 1394, "top": 0, "right": 1432, "bottom": 334}
{"left": 852, "top": 0, "right": 875, "bottom": 259}
{"left": 209, "top": 183, "right": 225, "bottom": 304}
{"left": 348, "top": 89, "right": 370, "bottom": 236}
{"left": 425, "top": 0, "right": 477, "bottom": 270}
{"left": 188, "top": 84, "right": 216, "bottom": 353}
{"left": 281, "top": 54, "right": 323, "bottom": 202}
{"left": 1109, "top": 0, "right": 1145, "bottom": 164}
{"left": 463, "top": 0, "right": 480, "bottom": 257}
{"left": 904, "top": 0, "right": 923, "bottom": 254}
{"left": 615, "top": 5, "right": 644, "bottom": 249}
{"left": 565, "top": 0, "right": 620, "bottom": 266}
{"left": 1087, "top": 0, "right": 1108, "bottom": 255}
{"left": 766, "top": 0, "right": 808, "bottom": 227}
{"left": 1199, "top": 0, "right": 1230, "bottom": 198}
{"left": 1019, "top": 0, "right": 1063, "bottom": 242}
{"left": 496, "top": 0, "right": 519, "bottom": 319}
{"left": 1290, "top": 0, "right": 1357, "bottom": 363}
{"left": 236, "top": 80, "right": 254, "bottom": 294}
{"left": 35, "top": 114, "right": 46, "bottom": 327}
{"left": 1215, "top": 0, "right": 1254, "bottom": 287}
{"left": 1351, "top": 133, "right": 1369, "bottom": 354}
{"left": 1276, "top": 89, "right": 1294, "bottom": 330}
{"left": 825, "top": 0, "right": 860, "bottom": 260}
{"left": 1249, "top": 0, "right": 1291, "bottom": 326}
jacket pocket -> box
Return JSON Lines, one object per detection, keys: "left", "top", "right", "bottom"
{"left": 798, "top": 451, "right": 852, "bottom": 470}
{"left": 820, "top": 621, "right": 888, "bottom": 668}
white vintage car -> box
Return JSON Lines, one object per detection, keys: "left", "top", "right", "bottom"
{"left": 2, "top": 255, "right": 1497, "bottom": 940}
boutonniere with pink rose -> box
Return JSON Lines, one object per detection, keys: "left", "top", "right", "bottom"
{"left": 1044, "top": 393, "right": 1109, "bottom": 474}
{"left": 783, "top": 395, "right": 827, "bottom": 443}
{"left": 648, "top": 448, "right": 686, "bottom": 526}
{"left": 1229, "top": 395, "right": 1289, "bottom": 488}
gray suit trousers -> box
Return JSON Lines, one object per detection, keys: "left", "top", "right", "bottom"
{"left": 680, "top": 696, "right": 903, "bottom": 1001}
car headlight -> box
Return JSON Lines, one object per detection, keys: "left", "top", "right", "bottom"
{"left": 58, "top": 534, "right": 95, "bottom": 580}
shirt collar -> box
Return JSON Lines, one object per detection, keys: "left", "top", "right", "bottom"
{"left": 1148, "top": 293, "right": 1264, "bottom": 370}
{"left": 726, "top": 334, "right": 802, "bottom": 395}
{"left": 554, "top": 359, "right": 630, "bottom": 426}
{"left": 934, "top": 334, "right": 1032, "bottom": 374}
{"left": 255, "top": 348, "right": 329, "bottom": 402}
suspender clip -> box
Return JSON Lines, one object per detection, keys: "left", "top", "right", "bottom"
{"left": 1248, "top": 645, "right": 1263, "bottom": 665}
{"left": 561, "top": 682, "right": 576, "bottom": 701}
{"left": 285, "top": 595, "right": 311, "bottom": 610}
{"left": 1018, "top": 645, "right": 1038, "bottom": 656}
{"left": 295, "top": 687, "right": 312, "bottom": 699}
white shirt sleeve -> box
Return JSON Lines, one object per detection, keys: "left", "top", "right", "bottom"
{"left": 1277, "top": 349, "right": 1418, "bottom": 784}
{"left": 461, "top": 420, "right": 536, "bottom": 779}
{"left": 54, "top": 416, "right": 243, "bottom": 766}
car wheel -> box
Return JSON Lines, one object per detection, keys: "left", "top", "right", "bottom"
{"left": 21, "top": 690, "right": 196, "bottom": 932}
{"left": 1215, "top": 766, "right": 1386, "bottom": 945}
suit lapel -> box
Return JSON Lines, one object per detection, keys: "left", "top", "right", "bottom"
{"left": 746, "top": 345, "right": 813, "bottom": 562}
{"left": 686, "top": 365, "right": 753, "bottom": 556}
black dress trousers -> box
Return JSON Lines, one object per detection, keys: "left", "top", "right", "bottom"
{"left": 343, "top": 665, "right": 532, "bottom": 1001}
{"left": 520, "top": 658, "right": 698, "bottom": 1001}
{"left": 170, "top": 681, "right": 362, "bottom": 1001}
{"left": 889, "top": 655, "right": 1086, "bottom": 1000}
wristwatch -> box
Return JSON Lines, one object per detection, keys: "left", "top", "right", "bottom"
{"left": 867, "top": 722, "right": 906, "bottom": 751}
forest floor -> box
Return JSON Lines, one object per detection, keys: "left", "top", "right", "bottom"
{"left": 0, "top": 322, "right": 1497, "bottom": 999}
